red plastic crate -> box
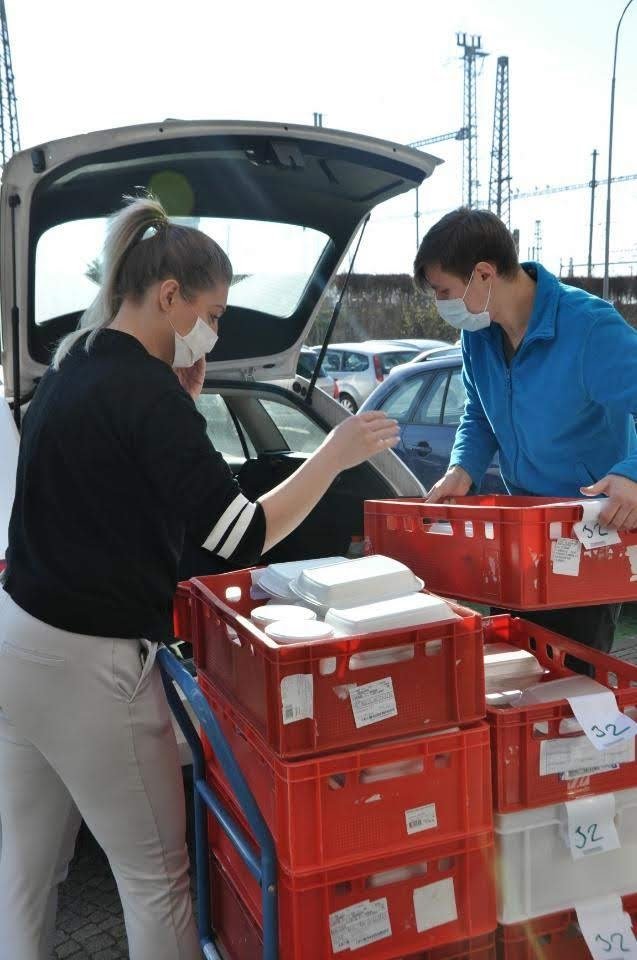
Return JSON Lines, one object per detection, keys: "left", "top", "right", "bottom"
{"left": 210, "top": 853, "right": 497, "bottom": 960}
{"left": 173, "top": 580, "right": 193, "bottom": 642}
{"left": 189, "top": 569, "right": 485, "bottom": 759}
{"left": 364, "top": 496, "right": 637, "bottom": 610}
{"left": 210, "top": 804, "right": 496, "bottom": 960}
{"left": 497, "top": 893, "right": 637, "bottom": 959}
{"left": 201, "top": 674, "right": 492, "bottom": 874}
{"left": 484, "top": 615, "right": 637, "bottom": 813}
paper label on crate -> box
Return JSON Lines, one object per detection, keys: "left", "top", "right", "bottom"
{"left": 405, "top": 803, "right": 437, "bottom": 835}
{"left": 564, "top": 793, "right": 621, "bottom": 860}
{"left": 572, "top": 499, "right": 622, "bottom": 550}
{"left": 567, "top": 691, "right": 637, "bottom": 751}
{"left": 349, "top": 677, "right": 398, "bottom": 729}
{"left": 540, "top": 734, "right": 634, "bottom": 777}
{"left": 575, "top": 896, "right": 637, "bottom": 960}
{"left": 413, "top": 877, "right": 458, "bottom": 934}
{"left": 280, "top": 674, "right": 313, "bottom": 725}
{"left": 552, "top": 537, "right": 582, "bottom": 576}
{"left": 328, "top": 898, "right": 392, "bottom": 952}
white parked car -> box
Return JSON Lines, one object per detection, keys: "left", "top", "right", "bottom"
{"left": 310, "top": 340, "right": 421, "bottom": 413}
{"left": 388, "top": 338, "right": 450, "bottom": 352}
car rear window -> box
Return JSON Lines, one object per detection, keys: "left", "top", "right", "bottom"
{"left": 380, "top": 350, "right": 419, "bottom": 374}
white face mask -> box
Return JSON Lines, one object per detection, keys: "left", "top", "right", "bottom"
{"left": 435, "top": 269, "right": 492, "bottom": 332}
{"left": 172, "top": 316, "right": 219, "bottom": 368}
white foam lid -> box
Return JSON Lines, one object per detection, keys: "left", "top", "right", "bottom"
{"left": 264, "top": 619, "right": 335, "bottom": 644}
{"left": 291, "top": 554, "right": 424, "bottom": 610}
{"left": 251, "top": 604, "right": 316, "bottom": 627}
{"left": 325, "top": 591, "right": 458, "bottom": 635}
{"left": 259, "top": 556, "right": 348, "bottom": 599}
{"left": 483, "top": 643, "right": 545, "bottom": 678}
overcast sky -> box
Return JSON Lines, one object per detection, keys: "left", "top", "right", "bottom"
{"left": 7, "top": 0, "right": 637, "bottom": 276}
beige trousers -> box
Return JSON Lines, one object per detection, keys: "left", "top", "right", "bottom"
{"left": 0, "top": 588, "right": 201, "bottom": 960}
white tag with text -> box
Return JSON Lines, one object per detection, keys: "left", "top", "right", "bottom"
{"left": 552, "top": 537, "right": 582, "bottom": 576}
{"left": 329, "top": 898, "right": 392, "bottom": 952}
{"left": 573, "top": 500, "right": 622, "bottom": 550}
{"left": 576, "top": 896, "right": 637, "bottom": 960}
{"left": 567, "top": 691, "right": 637, "bottom": 751}
{"left": 564, "top": 793, "right": 620, "bottom": 860}
{"left": 280, "top": 674, "right": 313, "bottom": 725}
{"left": 350, "top": 678, "right": 398, "bottom": 729}
{"left": 405, "top": 803, "right": 437, "bottom": 836}
{"left": 540, "top": 734, "right": 634, "bottom": 777}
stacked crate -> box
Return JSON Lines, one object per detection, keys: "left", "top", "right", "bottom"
{"left": 188, "top": 566, "right": 498, "bottom": 960}
{"left": 364, "top": 495, "right": 637, "bottom": 959}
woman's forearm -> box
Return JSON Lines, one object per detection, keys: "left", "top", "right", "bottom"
{"left": 258, "top": 411, "right": 399, "bottom": 554}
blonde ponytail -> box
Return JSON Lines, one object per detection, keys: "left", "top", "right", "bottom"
{"left": 52, "top": 194, "right": 231, "bottom": 369}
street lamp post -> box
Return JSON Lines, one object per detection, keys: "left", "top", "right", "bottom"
{"left": 603, "top": 0, "right": 635, "bottom": 301}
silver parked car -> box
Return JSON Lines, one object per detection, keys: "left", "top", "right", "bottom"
{"left": 311, "top": 340, "right": 420, "bottom": 413}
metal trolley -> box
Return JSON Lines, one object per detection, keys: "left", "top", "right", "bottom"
{"left": 158, "top": 646, "right": 278, "bottom": 960}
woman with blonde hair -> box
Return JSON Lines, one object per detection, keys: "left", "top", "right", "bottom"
{"left": 0, "top": 195, "right": 398, "bottom": 960}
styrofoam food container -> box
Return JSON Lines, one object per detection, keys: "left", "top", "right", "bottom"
{"left": 495, "top": 786, "right": 637, "bottom": 921}
{"left": 484, "top": 642, "right": 545, "bottom": 694}
{"left": 264, "top": 620, "right": 335, "bottom": 645}
{"left": 325, "top": 592, "right": 458, "bottom": 636}
{"left": 259, "top": 556, "right": 348, "bottom": 600}
{"left": 251, "top": 604, "right": 315, "bottom": 628}
{"left": 290, "top": 554, "right": 424, "bottom": 612}
{"left": 483, "top": 643, "right": 544, "bottom": 678}
{"left": 510, "top": 675, "right": 607, "bottom": 707}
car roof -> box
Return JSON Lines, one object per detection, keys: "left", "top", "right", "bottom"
{"left": 382, "top": 353, "right": 461, "bottom": 381}
{"left": 320, "top": 341, "right": 419, "bottom": 354}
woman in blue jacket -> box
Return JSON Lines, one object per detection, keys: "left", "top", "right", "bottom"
{"left": 415, "top": 206, "right": 637, "bottom": 652}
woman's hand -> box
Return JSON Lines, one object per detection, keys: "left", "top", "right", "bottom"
{"left": 174, "top": 357, "right": 206, "bottom": 401}
{"left": 323, "top": 412, "right": 400, "bottom": 471}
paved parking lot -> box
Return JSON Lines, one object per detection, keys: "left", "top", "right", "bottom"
{"left": 55, "top": 614, "right": 637, "bottom": 958}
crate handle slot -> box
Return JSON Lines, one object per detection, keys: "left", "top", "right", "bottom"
{"left": 422, "top": 519, "right": 454, "bottom": 536}
{"left": 434, "top": 753, "right": 451, "bottom": 768}
{"left": 225, "top": 625, "right": 242, "bottom": 648}
{"left": 359, "top": 757, "right": 424, "bottom": 784}
{"left": 366, "top": 862, "right": 428, "bottom": 889}
{"left": 349, "top": 644, "right": 415, "bottom": 671}
{"left": 328, "top": 773, "right": 347, "bottom": 790}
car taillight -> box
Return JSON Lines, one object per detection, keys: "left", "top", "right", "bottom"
{"left": 374, "top": 355, "right": 384, "bottom": 382}
{"left": 332, "top": 379, "right": 340, "bottom": 400}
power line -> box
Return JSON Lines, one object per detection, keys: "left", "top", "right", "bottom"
{"left": 513, "top": 172, "right": 637, "bottom": 201}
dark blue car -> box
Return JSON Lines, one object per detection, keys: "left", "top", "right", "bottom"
{"left": 359, "top": 351, "right": 505, "bottom": 493}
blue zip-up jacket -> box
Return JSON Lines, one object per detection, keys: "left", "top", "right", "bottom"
{"left": 449, "top": 262, "right": 637, "bottom": 497}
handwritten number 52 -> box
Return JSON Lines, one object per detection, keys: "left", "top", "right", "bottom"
{"left": 595, "top": 931, "right": 630, "bottom": 953}
{"left": 591, "top": 722, "right": 631, "bottom": 739}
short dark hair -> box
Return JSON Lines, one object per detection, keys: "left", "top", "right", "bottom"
{"left": 413, "top": 207, "right": 519, "bottom": 291}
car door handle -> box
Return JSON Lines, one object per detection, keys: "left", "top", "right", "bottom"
{"left": 416, "top": 440, "right": 432, "bottom": 453}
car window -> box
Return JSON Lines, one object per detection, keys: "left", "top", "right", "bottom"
{"left": 297, "top": 353, "right": 317, "bottom": 378}
{"left": 344, "top": 352, "right": 369, "bottom": 372}
{"left": 259, "top": 399, "right": 326, "bottom": 455}
{"left": 35, "top": 215, "right": 329, "bottom": 325}
{"left": 322, "top": 351, "right": 342, "bottom": 373}
{"left": 296, "top": 353, "right": 330, "bottom": 380}
{"left": 377, "top": 376, "right": 424, "bottom": 422}
{"left": 412, "top": 372, "right": 449, "bottom": 425}
{"left": 442, "top": 369, "right": 466, "bottom": 425}
{"left": 380, "top": 351, "right": 419, "bottom": 374}
{"left": 196, "top": 394, "right": 255, "bottom": 462}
